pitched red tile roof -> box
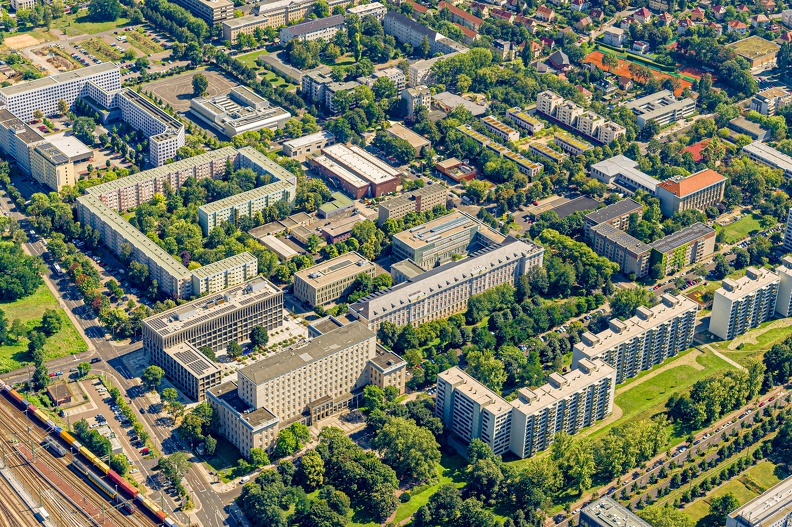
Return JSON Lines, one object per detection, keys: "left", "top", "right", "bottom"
{"left": 454, "top": 22, "right": 479, "bottom": 39}
{"left": 658, "top": 168, "right": 726, "bottom": 197}
{"left": 439, "top": 1, "right": 484, "bottom": 26}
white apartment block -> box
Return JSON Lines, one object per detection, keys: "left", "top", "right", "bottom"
{"left": 347, "top": 1, "right": 386, "bottom": 19}
{"left": 10, "top": 0, "right": 35, "bottom": 9}
{"left": 190, "top": 252, "right": 259, "bottom": 297}
{"left": 750, "top": 87, "right": 792, "bottom": 116}
{"left": 509, "top": 358, "right": 615, "bottom": 458}
{"left": 554, "top": 132, "right": 593, "bottom": 156}
{"left": 0, "top": 63, "right": 121, "bottom": 122}
{"left": 210, "top": 321, "right": 406, "bottom": 456}
{"left": 775, "top": 257, "right": 792, "bottom": 318}
{"left": 625, "top": 90, "right": 696, "bottom": 129}
{"left": 171, "top": 0, "right": 233, "bottom": 25}
{"left": 726, "top": 476, "right": 792, "bottom": 527}
{"left": 221, "top": 0, "right": 351, "bottom": 41}
{"left": 710, "top": 267, "right": 780, "bottom": 340}
{"left": 197, "top": 180, "right": 296, "bottom": 235}
{"left": 506, "top": 107, "right": 544, "bottom": 135}
{"left": 481, "top": 115, "right": 519, "bottom": 143}
{"left": 29, "top": 142, "right": 76, "bottom": 192}
{"left": 402, "top": 85, "right": 432, "bottom": 115}
{"left": 572, "top": 294, "right": 698, "bottom": 383}
{"left": 383, "top": 11, "right": 467, "bottom": 56}
{"left": 117, "top": 89, "right": 186, "bottom": 166}
{"left": 784, "top": 208, "right": 792, "bottom": 252}
{"left": 349, "top": 238, "right": 544, "bottom": 331}
{"left": 536, "top": 90, "right": 626, "bottom": 144}
{"left": 436, "top": 359, "right": 615, "bottom": 459}
{"left": 280, "top": 14, "right": 345, "bottom": 44}
{"left": 0, "top": 109, "right": 44, "bottom": 177}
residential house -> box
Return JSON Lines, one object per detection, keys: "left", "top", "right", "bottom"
{"left": 634, "top": 7, "right": 652, "bottom": 22}
{"left": 727, "top": 20, "right": 748, "bottom": 34}
{"left": 657, "top": 12, "right": 674, "bottom": 25}
{"left": 632, "top": 40, "right": 650, "bottom": 52}
{"left": 576, "top": 16, "right": 593, "bottom": 30}
{"left": 577, "top": 85, "right": 593, "bottom": 102}
{"left": 620, "top": 16, "right": 636, "bottom": 30}
{"left": 493, "top": 39, "right": 517, "bottom": 60}
{"left": 690, "top": 6, "right": 705, "bottom": 20}
{"left": 519, "top": 17, "right": 540, "bottom": 33}
{"left": 590, "top": 8, "right": 604, "bottom": 20}
{"left": 541, "top": 36, "right": 555, "bottom": 49}
{"left": 752, "top": 13, "right": 770, "bottom": 27}
{"left": 603, "top": 26, "right": 626, "bottom": 46}
{"left": 778, "top": 30, "right": 792, "bottom": 44}
{"left": 548, "top": 0, "right": 568, "bottom": 5}
{"left": 678, "top": 17, "right": 695, "bottom": 34}
{"left": 649, "top": 0, "right": 670, "bottom": 11}
{"left": 618, "top": 76, "right": 634, "bottom": 90}
{"left": 712, "top": 5, "right": 727, "bottom": 19}
{"left": 736, "top": 4, "right": 751, "bottom": 13}
{"left": 455, "top": 23, "right": 480, "bottom": 44}
{"left": 490, "top": 7, "right": 515, "bottom": 21}
{"left": 571, "top": 0, "right": 588, "bottom": 10}
{"left": 706, "top": 21, "right": 723, "bottom": 36}
{"left": 535, "top": 4, "right": 555, "bottom": 21}
{"left": 757, "top": 0, "right": 776, "bottom": 12}
{"left": 548, "top": 50, "right": 570, "bottom": 71}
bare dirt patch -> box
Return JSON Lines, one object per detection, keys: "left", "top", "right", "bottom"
{"left": 5, "top": 34, "right": 42, "bottom": 50}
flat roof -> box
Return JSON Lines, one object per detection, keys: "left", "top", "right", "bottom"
{"left": 438, "top": 366, "right": 511, "bottom": 414}
{"left": 726, "top": 35, "right": 780, "bottom": 58}
{"left": 548, "top": 196, "right": 600, "bottom": 219}
{"left": 511, "top": 358, "right": 614, "bottom": 414}
{"left": 34, "top": 142, "right": 70, "bottom": 165}
{"left": 716, "top": 267, "right": 779, "bottom": 301}
{"left": 283, "top": 131, "right": 334, "bottom": 149}
{"left": 239, "top": 321, "right": 374, "bottom": 384}
{"left": 199, "top": 180, "right": 294, "bottom": 214}
{"left": 387, "top": 123, "right": 431, "bottom": 149}
{"left": 581, "top": 498, "right": 653, "bottom": 527}
{"left": 164, "top": 341, "right": 221, "bottom": 377}
{"left": 284, "top": 14, "right": 344, "bottom": 35}
{"left": 744, "top": 141, "right": 792, "bottom": 171}
{"left": 650, "top": 222, "right": 714, "bottom": 253}
{"left": 190, "top": 252, "right": 257, "bottom": 279}
{"left": 590, "top": 222, "right": 651, "bottom": 255}
{"left": 47, "top": 134, "right": 92, "bottom": 161}
{"left": 323, "top": 144, "right": 400, "bottom": 184}
{"left": 391, "top": 259, "right": 426, "bottom": 279}
{"left": 433, "top": 92, "right": 488, "bottom": 116}
{"left": 591, "top": 154, "right": 659, "bottom": 191}
{"left": 729, "top": 476, "right": 792, "bottom": 527}
{"left": 384, "top": 11, "right": 440, "bottom": 40}
{"left": 294, "top": 252, "right": 374, "bottom": 287}
{"left": 209, "top": 381, "right": 277, "bottom": 427}
{"left": 555, "top": 131, "right": 593, "bottom": 151}
{"left": 730, "top": 116, "right": 766, "bottom": 135}
{"left": 142, "top": 276, "right": 281, "bottom": 337}
{"left": 380, "top": 184, "right": 445, "bottom": 212}
{"left": 585, "top": 198, "right": 643, "bottom": 224}
{"left": 257, "top": 234, "right": 299, "bottom": 259}
{"left": 393, "top": 210, "right": 500, "bottom": 250}
{"left": 321, "top": 215, "right": 364, "bottom": 237}
{"left": 481, "top": 115, "right": 518, "bottom": 136}
{"left": 236, "top": 146, "right": 296, "bottom": 183}
{"left": 312, "top": 155, "right": 369, "bottom": 189}
{"left": 625, "top": 90, "right": 695, "bottom": 119}
{"left": 0, "top": 63, "right": 119, "bottom": 97}
{"left": 0, "top": 109, "right": 44, "bottom": 145}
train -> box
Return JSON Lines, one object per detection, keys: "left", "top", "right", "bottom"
{"left": 43, "top": 437, "right": 66, "bottom": 457}
{"left": 0, "top": 379, "right": 173, "bottom": 525}
{"left": 72, "top": 459, "right": 136, "bottom": 514}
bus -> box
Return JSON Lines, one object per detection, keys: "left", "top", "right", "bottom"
{"left": 53, "top": 263, "right": 64, "bottom": 275}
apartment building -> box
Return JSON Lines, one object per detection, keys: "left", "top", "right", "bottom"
{"left": 402, "top": 85, "right": 432, "bottom": 116}
{"left": 190, "top": 86, "right": 292, "bottom": 138}
{"left": 349, "top": 237, "right": 545, "bottom": 330}
{"left": 0, "top": 63, "right": 121, "bottom": 122}
{"left": 438, "top": 1, "right": 483, "bottom": 30}
{"left": 280, "top": 14, "right": 346, "bottom": 44}
{"left": 77, "top": 195, "right": 194, "bottom": 299}
{"left": 377, "top": 184, "right": 446, "bottom": 224}
{"left": 583, "top": 199, "right": 643, "bottom": 241}
{"left": 171, "top": 0, "right": 233, "bottom": 24}
{"left": 313, "top": 143, "right": 400, "bottom": 198}
{"left": 656, "top": 169, "right": 727, "bottom": 217}
{"left": 383, "top": 11, "right": 467, "bottom": 56}
{"left": 750, "top": 87, "right": 792, "bottom": 116}
{"left": 190, "top": 252, "right": 259, "bottom": 297}
{"left": 710, "top": 267, "right": 780, "bottom": 340}
{"left": 509, "top": 358, "right": 615, "bottom": 458}
{"left": 505, "top": 107, "right": 544, "bottom": 135}
{"left": 603, "top": 27, "right": 626, "bottom": 46}
{"left": 436, "top": 358, "right": 615, "bottom": 459}
{"left": 535, "top": 90, "right": 626, "bottom": 144}
{"left": 649, "top": 222, "right": 716, "bottom": 275}
{"left": 481, "top": 115, "right": 519, "bottom": 143}
{"left": 743, "top": 142, "right": 792, "bottom": 178}
{"left": 209, "top": 321, "right": 406, "bottom": 456}
{"left": 221, "top": 0, "right": 347, "bottom": 41}
{"left": 142, "top": 276, "right": 284, "bottom": 353}
{"left": 774, "top": 256, "right": 792, "bottom": 317}
{"left": 435, "top": 367, "right": 514, "bottom": 456}
{"left": 726, "top": 476, "right": 792, "bottom": 527}
{"left": 554, "top": 132, "right": 593, "bottom": 155}
{"left": 29, "top": 142, "right": 76, "bottom": 192}
{"left": 625, "top": 90, "right": 696, "bottom": 129}
{"left": 785, "top": 208, "right": 792, "bottom": 252}
{"left": 529, "top": 142, "right": 568, "bottom": 164}
{"left": 347, "top": 1, "right": 386, "bottom": 19}
{"left": 10, "top": 0, "right": 35, "bottom": 9}
{"left": 357, "top": 67, "right": 406, "bottom": 92}
{"left": 391, "top": 210, "right": 505, "bottom": 269}
{"left": 152, "top": 342, "right": 222, "bottom": 401}
{"left": 293, "top": 252, "right": 375, "bottom": 306}
{"left": 457, "top": 125, "right": 544, "bottom": 177}
{"left": 117, "top": 89, "right": 186, "bottom": 166}
{"left": 589, "top": 223, "right": 652, "bottom": 278}
{"left": 0, "top": 109, "right": 44, "bottom": 179}
{"left": 581, "top": 499, "right": 653, "bottom": 527}
{"left": 589, "top": 155, "right": 659, "bottom": 194}
{"left": 572, "top": 294, "right": 698, "bottom": 383}
{"left": 197, "top": 180, "right": 296, "bottom": 235}
{"left": 282, "top": 131, "right": 335, "bottom": 158}
{"left": 235, "top": 145, "right": 298, "bottom": 185}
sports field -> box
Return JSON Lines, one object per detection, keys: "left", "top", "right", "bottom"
{"left": 717, "top": 214, "right": 765, "bottom": 244}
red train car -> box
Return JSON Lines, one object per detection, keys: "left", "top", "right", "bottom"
{"left": 107, "top": 470, "right": 139, "bottom": 499}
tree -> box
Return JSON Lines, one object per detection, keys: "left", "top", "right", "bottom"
{"left": 250, "top": 447, "right": 270, "bottom": 467}
{"left": 638, "top": 506, "right": 695, "bottom": 527}
{"left": 32, "top": 364, "right": 50, "bottom": 391}
{"left": 298, "top": 449, "right": 325, "bottom": 490}
{"left": 109, "top": 453, "right": 130, "bottom": 475}
{"left": 141, "top": 365, "right": 165, "bottom": 391}
{"left": 159, "top": 452, "right": 191, "bottom": 485}
{"left": 40, "top": 309, "right": 61, "bottom": 336}
{"left": 710, "top": 493, "right": 740, "bottom": 523}
{"left": 611, "top": 287, "right": 653, "bottom": 319}
{"left": 73, "top": 116, "right": 97, "bottom": 145}
{"left": 373, "top": 417, "right": 441, "bottom": 482}
{"left": 205, "top": 435, "right": 217, "bottom": 456}
{"left": 429, "top": 484, "right": 463, "bottom": 522}
{"left": 363, "top": 384, "right": 385, "bottom": 411}
{"left": 192, "top": 73, "right": 208, "bottom": 97}
{"left": 57, "top": 99, "right": 69, "bottom": 116}
{"left": 76, "top": 362, "right": 92, "bottom": 378}
{"left": 161, "top": 387, "right": 179, "bottom": 405}
{"left": 602, "top": 53, "right": 619, "bottom": 73}
{"left": 306, "top": 233, "right": 321, "bottom": 253}
{"left": 250, "top": 326, "right": 269, "bottom": 348}
{"left": 200, "top": 346, "right": 217, "bottom": 362}
{"left": 0, "top": 243, "right": 44, "bottom": 301}
{"left": 465, "top": 350, "right": 507, "bottom": 394}
{"left": 227, "top": 341, "right": 243, "bottom": 359}
{"left": 88, "top": 0, "right": 122, "bottom": 21}
{"left": 420, "top": 36, "right": 431, "bottom": 58}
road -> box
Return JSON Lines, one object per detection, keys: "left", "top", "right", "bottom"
{"left": 0, "top": 176, "right": 235, "bottom": 527}
{"left": 551, "top": 389, "right": 789, "bottom": 527}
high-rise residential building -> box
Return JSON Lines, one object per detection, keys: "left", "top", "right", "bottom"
{"left": 391, "top": 210, "right": 505, "bottom": 270}
{"left": 580, "top": 498, "right": 653, "bottom": 527}
{"left": 774, "top": 256, "right": 792, "bottom": 317}
{"left": 726, "top": 476, "right": 792, "bottom": 527}
{"left": 436, "top": 358, "right": 615, "bottom": 459}
{"left": 116, "top": 89, "right": 186, "bottom": 167}
{"left": 784, "top": 208, "right": 792, "bottom": 252}
{"left": 349, "top": 238, "right": 544, "bottom": 330}
{"left": 208, "top": 321, "right": 406, "bottom": 456}
{"left": 710, "top": 267, "right": 780, "bottom": 340}
{"left": 656, "top": 169, "right": 727, "bottom": 217}
{"left": 293, "top": 252, "right": 376, "bottom": 306}
{"left": 0, "top": 109, "right": 45, "bottom": 177}
{"left": 190, "top": 252, "right": 259, "bottom": 297}
{"left": 572, "top": 294, "right": 698, "bottom": 383}
{"left": 142, "top": 276, "right": 284, "bottom": 353}
{"left": 583, "top": 199, "right": 644, "bottom": 241}
{"left": 750, "top": 87, "right": 792, "bottom": 116}
{"left": 197, "top": 180, "right": 296, "bottom": 235}
{"left": 377, "top": 184, "right": 447, "bottom": 224}
{"left": 509, "top": 358, "right": 615, "bottom": 458}
{"left": 29, "top": 142, "right": 76, "bottom": 192}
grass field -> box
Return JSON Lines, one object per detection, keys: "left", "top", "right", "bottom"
{"left": 713, "top": 320, "right": 792, "bottom": 354}
{"left": 392, "top": 454, "right": 467, "bottom": 523}
{"left": 203, "top": 436, "right": 244, "bottom": 482}
{"left": 78, "top": 37, "right": 123, "bottom": 62}
{"left": 262, "top": 70, "right": 290, "bottom": 88}
{"left": 0, "top": 284, "right": 87, "bottom": 373}
{"left": 124, "top": 30, "right": 164, "bottom": 55}
{"left": 718, "top": 214, "right": 764, "bottom": 244}
{"left": 236, "top": 49, "right": 269, "bottom": 69}
{"left": 52, "top": 12, "right": 131, "bottom": 37}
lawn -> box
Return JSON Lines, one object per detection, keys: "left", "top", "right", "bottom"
{"left": 262, "top": 70, "right": 290, "bottom": 89}
{"left": 124, "top": 30, "right": 164, "bottom": 55}
{"left": 714, "top": 320, "right": 792, "bottom": 354}
{"left": 51, "top": 12, "right": 131, "bottom": 37}
{"left": 236, "top": 49, "right": 269, "bottom": 69}
{"left": 393, "top": 453, "right": 467, "bottom": 523}
{"left": 717, "top": 214, "right": 764, "bottom": 244}
{"left": 203, "top": 436, "right": 244, "bottom": 483}
{"left": 0, "top": 284, "right": 87, "bottom": 373}
{"left": 77, "top": 37, "right": 123, "bottom": 62}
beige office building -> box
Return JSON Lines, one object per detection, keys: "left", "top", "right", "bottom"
{"left": 190, "top": 252, "right": 258, "bottom": 297}
{"left": 293, "top": 252, "right": 375, "bottom": 306}
{"left": 152, "top": 342, "right": 222, "bottom": 401}
{"left": 142, "top": 276, "right": 284, "bottom": 353}
{"left": 30, "top": 142, "right": 76, "bottom": 192}
{"left": 572, "top": 294, "right": 698, "bottom": 383}
{"left": 209, "top": 321, "right": 406, "bottom": 457}
{"left": 172, "top": 0, "right": 233, "bottom": 24}
{"left": 377, "top": 184, "right": 447, "bottom": 224}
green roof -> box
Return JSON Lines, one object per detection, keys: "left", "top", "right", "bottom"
{"left": 320, "top": 192, "right": 354, "bottom": 212}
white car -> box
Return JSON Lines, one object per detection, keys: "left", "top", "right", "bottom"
{"left": 239, "top": 477, "right": 250, "bottom": 483}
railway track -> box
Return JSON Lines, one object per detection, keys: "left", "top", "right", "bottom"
{"left": 0, "top": 396, "right": 154, "bottom": 527}
{"left": 0, "top": 475, "right": 29, "bottom": 527}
